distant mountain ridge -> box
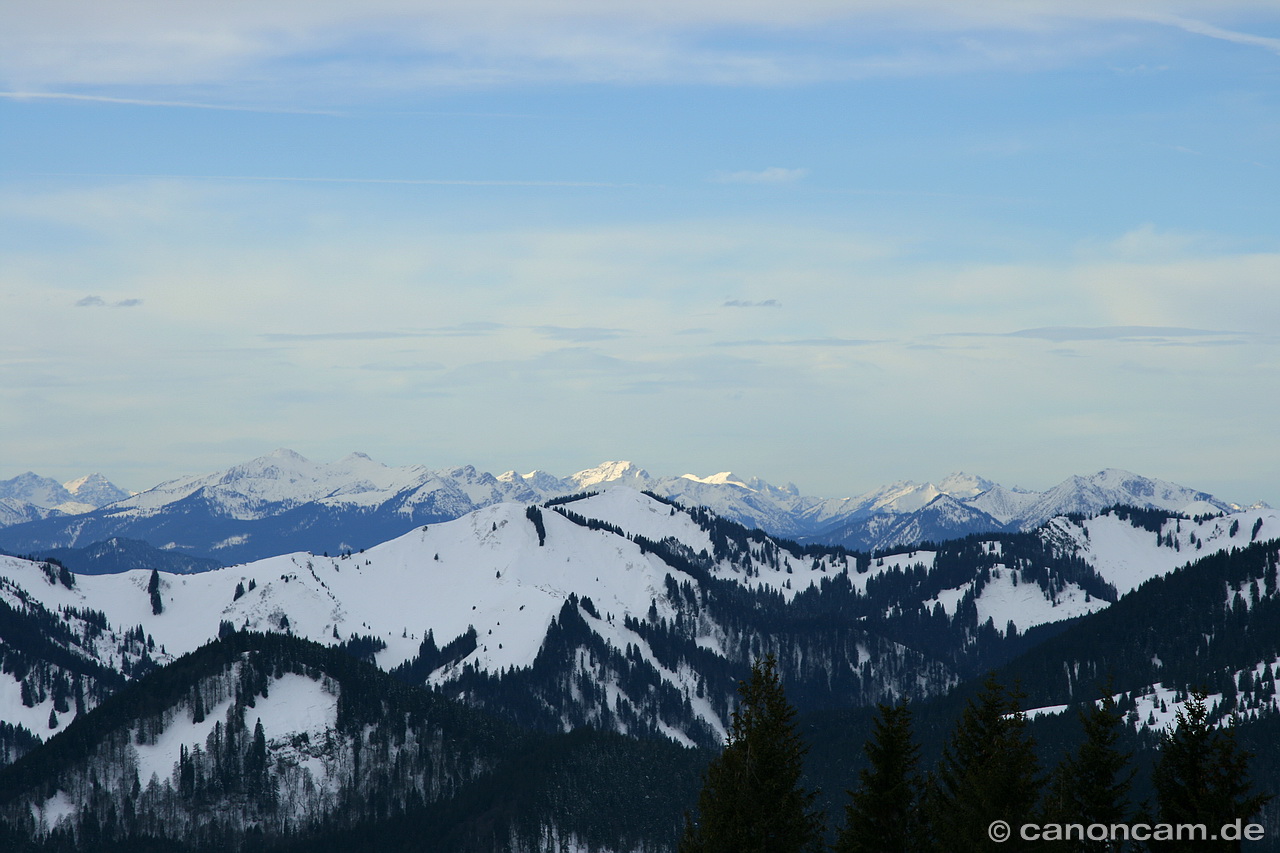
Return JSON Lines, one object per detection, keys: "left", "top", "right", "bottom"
{"left": 0, "top": 472, "right": 131, "bottom": 528}
{"left": 0, "top": 450, "right": 1255, "bottom": 566}
{"left": 30, "top": 537, "right": 222, "bottom": 576}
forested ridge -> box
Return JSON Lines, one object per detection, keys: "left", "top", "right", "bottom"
{"left": 1, "top": 499, "right": 1277, "bottom": 851}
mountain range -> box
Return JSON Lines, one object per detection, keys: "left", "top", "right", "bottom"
{"left": 0, "top": 477, "right": 1277, "bottom": 851}
{"left": 0, "top": 450, "right": 1254, "bottom": 569}
{"left": 0, "top": 473, "right": 131, "bottom": 529}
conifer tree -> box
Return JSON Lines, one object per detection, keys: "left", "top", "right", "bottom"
{"left": 1153, "top": 691, "right": 1271, "bottom": 852}
{"left": 247, "top": 718, "right": 269, "bottom": 798}
{"left": 836, "top": 699, "right": 921, "bottom": 853}
{"left": 1041, "top": 694, "right": 1133, "bottom": 852}
{"left": 923, "top": 676, "right": 1041, "bottom": 853}
{"left": 680, "top": 655, "right": 823, "bottom": 853}
{"left": 148, "top": 569, "right": 163, "bottom": 615}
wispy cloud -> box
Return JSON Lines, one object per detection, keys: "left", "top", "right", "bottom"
{"left": 358, "top": 361, "right": 446, "bottom": 371}
{"left": 712, "top": 167, "right": 808, "bottom": 185}
{"left": 263, "top": 323, "right": 504, "bottom": 342}
{"left": 262, "top": 331, "right": 433, "bottom": 342}
{"left": 5, "top": 2, "right": 1278, "bottom": 97}
{"left": 1004, "top": 326, "right": 1242, "bottom": 342}
{"left": 40, "top": 173, "right": 639, "bottom": 189}
{"left": 1148, "top": 15, "right": 1280, "bottom": 54}
{"left": 75, "top": 295, "right": 142, "bottom": 308}
{"left": 534, "top": 326, "right": 627, "bottom": 342}
{"left": 715, "top": 337, "right": 878, "bottom": 347}
{"left": 0, "top": 91, "right": 342, "bottom": 115}
{"left": 724, "top": 299, "right": 781, "bottom": 308}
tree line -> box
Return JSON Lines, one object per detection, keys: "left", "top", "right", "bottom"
{"left": 681, "top": 655, "right": 1271, "bottom": 853}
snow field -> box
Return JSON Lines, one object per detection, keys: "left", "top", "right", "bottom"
{"left": 133, "top": 695, "right": 237, "bottom": 785}
{"left": 1062, "top": 509, "right": 1280, "bottom": 596}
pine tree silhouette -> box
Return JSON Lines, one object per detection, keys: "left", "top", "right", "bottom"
{"left": 836, "top": 699, "right": 922, "bottom": 853}
{"left": 680, "top": 655, "right": 823, "bottom": 853}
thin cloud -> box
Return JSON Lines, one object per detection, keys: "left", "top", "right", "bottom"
{"left": 724, "top": 299, "right": 781, "bottom": 308}
{"left": 40, "top": 173, "right": 639, "bottom": 189}
{"left": 712, "top": 167, "right": 809, "bottom": 185}
{"left": 534, "top": 326, "right": 627, "bottom": 343}
{"left": 714, "top": 337, "right": 877, "bottom": 347}
{"left": 1004, "top": 326, "right": 1240, "bottom": 342}
{"left": 358, "top": 361, "right": 446, "bottom": 371}
{"left": 263, "top": 324, "right": 504, "bottom": 342}
{"left": 1148, "top": 15, "right": 1280, "bottom": 54}
{"left": 263, "top": 331, "right": 432, "bottom": 342}
{"left": 75, "top": 295, "right": 142, "bottom": 308}
{"left": 6, "top": 3, "right": 1280, "bottom": 94}
{"left": 0, "top": 91, "right": 343, "bottom": 115}
{"left": 1153, "top": 339, "right": 1251, "bottom": 348}
{"left": 785, "top": 337, "right": 879, "bottom": 347}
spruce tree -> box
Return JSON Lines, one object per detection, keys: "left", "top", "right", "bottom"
{"left": 148, "top": 568, "right": 163, "bottom": 615}
{"left": 1041, "top": 694, "right": 1133, "bottom": 853}
{"left": 923, "top": 676, "right": 1041, "bottom": 853}
{"left": 836, "top": 699, "right": 922, "bottom": 853}
{"left": 1153, "top": 691, "right": 1271, "bottom": 852}
{"left": 680, "top": 655, "right": 823, "bottom": 853}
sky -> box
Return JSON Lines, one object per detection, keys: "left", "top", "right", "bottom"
{"left": 2, "top": 1, "right": 1279, "bottom": 504}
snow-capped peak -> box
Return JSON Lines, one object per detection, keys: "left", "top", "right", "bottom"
{"left": 1011, "top": 468, "right": 1231, "bottom": 531}
{"left": 570, "top": 461, "right": 652, "bottom": 489}
{"left": 934, "top": 472, "right": 995, "bottom": 499}
{"left": 0, "top": 472, "right": 73, "bottom": 508}
{"left": 964, "top": 483, "right": 1041, "bottom": 525}
{"left": 63, "top": 474, "right": 131, "bottom": 509}
{"left": 853, "top": 480, "right": 945, "bottom": 515}
{"left": 680, "top": 472, "right": 753, "bottom": 490}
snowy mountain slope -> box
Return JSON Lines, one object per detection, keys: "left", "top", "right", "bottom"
{"left": 0, "top": 474, "right": 78, "bottom": 511}
{"left": 0, "top": 489, "right": 1164, "bottom": 755}
{"left": 0, "top": 557, "right": 165, "bottom": 745}
{"left": 935, "top": 472, "right": 996, "bottom": 500}
{"left": 1008, "top": 468, "right": 1235, "bottom": 531}
{"left": 570, "top": 461, "right": 652, "bottom": 490}
{"left": 0, "top": 499, "right": 48, "bottom": 529}
{"left": 813, "top": 494, "right": 1010, "bottom": 552}
{"left": 9, "top": 523, "right": 1278, "bottom": 853}
{"left": 1038, "top": 505, "right": 1280, "bottom": 595}
{"left": 0, "top": 492, "right": 905, "bottom": 748}
{"left": 61, "top": 473, "right": 130, "bottom": 508}
{"left": 801, "top": 467, "right": 1251, "bottom": 549}
{"left": 964, "top": 483, "right": 1041, "bottom": 525}
{"left": 922, "top": 559, "right": 1109, "bottom": 637}
{"left": 997, "top": 533, "right": 1280, "bottom": 750}
{"left": 0, "top": 472, "right": 131, "bottom": 524}
{"left": 0, "top": 631, "right": 701, "bottom": 853}
{"left": 0, "top": 450, "right": 891, "bottom": 563}
{"left": 110, "top": 449, "right": 505, "bottom": 518}
{"left": 0, "top": 451, "right": 558, "bottom": 565}
{"left": 1026, "top": 649, "right": 1280, "bottom": 737}
{"left": 1, "top": 451, "right": 1251, "bottom": 564}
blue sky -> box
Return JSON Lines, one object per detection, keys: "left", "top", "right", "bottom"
{"left": 2, "top": 1, "right": 1279, "bottom": 503}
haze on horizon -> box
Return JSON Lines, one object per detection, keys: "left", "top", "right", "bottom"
{"left": 2, "top": 1, "right": 1278, "bottom": 504}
